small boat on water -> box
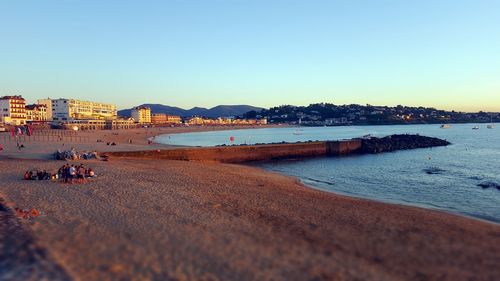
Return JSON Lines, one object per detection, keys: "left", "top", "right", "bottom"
{"left": 472, "top": 126, "right": 480, "bottom": 130}
{"left": 440, "top": 124, "right": 451, "bottom": 129}
{"left": 293, "top": 118, "right": 304, "bottom": 135}
{"left": 487, "top": 116, "right": 495, "bottom": 129}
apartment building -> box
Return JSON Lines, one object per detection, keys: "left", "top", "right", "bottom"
{"left": 131, "top": 106, "right": 151, "bottom": 124}
{"left": 26, "top": 104, "right": 48, "bottom": 122}
{"left": 37, "top": 98, "right": 53, "bottom": 121}
{"left": 0, "top": 95, "right": 27, "bottom": 125}
{"left": 151, "top": 113, "right": 182, "bottom": 124}
{"left": 51, "top": 98, "right": 117, "bottom": 121}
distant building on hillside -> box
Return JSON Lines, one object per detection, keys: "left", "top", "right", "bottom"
{"left": 151, "top": 113, "right": 182, "bottom": 124}
{"left": 185, "top": 116, "right": 265, "bottom": 126}
{"left": 25, "top": 104, "right": 48, "bottom": 123}
{"left": 186, "top": 116, "right": 204, "bottom": 125}
{"left": 51, "top": 98, "right": 117, "bottom": 121}
{"left": 131, "top": 106, "right": 151, "bottom": 124}
{"left": 0, "top": 95, "right": 27, "bottom": 125}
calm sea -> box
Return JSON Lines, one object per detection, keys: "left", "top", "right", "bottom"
{"left": 156, "top": 124, "right": 500, "bottom": 223}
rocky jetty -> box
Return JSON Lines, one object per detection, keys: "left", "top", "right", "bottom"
{"left": 361, "top": 134, "right": 450, "bottom": 154}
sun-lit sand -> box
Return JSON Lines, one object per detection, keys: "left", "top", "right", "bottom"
{"left": 1, "top": 126, "right": 499, "bottom": 280}
{"left": 0, "top": 125, "right": 272, "bottom": 159}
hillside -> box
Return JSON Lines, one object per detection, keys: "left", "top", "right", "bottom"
{"left": 118, "top": 104, "right": 263, "bottom": 118}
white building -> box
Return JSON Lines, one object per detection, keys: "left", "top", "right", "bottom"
{"left": 51, "top": 98, "right": 117, "bottom": 121}
{"left": 0, "top": 95, "right": 27, "bottom": 125}
{"left": 131, "top": 106, "right": 151, "bottom": 124}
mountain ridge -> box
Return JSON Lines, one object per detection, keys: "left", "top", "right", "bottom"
{"left": 118, "top": 104, "right": 263, "bottom": 118}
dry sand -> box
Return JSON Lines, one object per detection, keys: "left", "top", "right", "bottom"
{"left": 0, "top": 157, "right": 499, "bottom": 281}
{"left": 0, "top": 125, "right": 275, "bottom": 159}
{"left": 0, "top": 126, "right": 499, "bottom": 280}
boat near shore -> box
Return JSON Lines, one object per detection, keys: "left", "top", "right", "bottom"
{"left": 440, "top": 124, "right": 451, "bottom": 129}
{"left": 487, "top": 116, "right": 495, "bottom": 129}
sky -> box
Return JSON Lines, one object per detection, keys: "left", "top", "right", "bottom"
{"left": 0, "top": 0, "right": 499, "bottom": 111}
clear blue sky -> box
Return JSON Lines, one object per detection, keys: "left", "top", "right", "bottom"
{"left": 1, "top": 0, "right": 499, "bottom": 111}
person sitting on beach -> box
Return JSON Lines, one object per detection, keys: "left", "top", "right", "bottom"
{"left": 87, "top": 168, "right": 95, "bottom": 178}
{"left": 37, "top": 170, "right": 44, "bottom": 181}
{"left": 77, "top": 165, "right": 85, "bottom": 183}
{"left": 43, "top": 170, "right": 50, "bottom": 180}
{"left": 24, "top": 171, "right": 31, "bottom": 180}
{"left": 57, "top": 166, "right": 64, "bottom": 178}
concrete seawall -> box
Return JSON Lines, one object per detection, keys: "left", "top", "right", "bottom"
{"left": 107, "top": 139, "right": 363, "bottom": 163}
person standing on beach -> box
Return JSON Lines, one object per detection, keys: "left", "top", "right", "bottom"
{"left": 62, "top": 164, "right": 69, "bottom": 183}
{"left": 78, "top": 165, "right": 86, "bottom": 183}
{"left": 69, "top": 165, "right": 76, "bottom": 184}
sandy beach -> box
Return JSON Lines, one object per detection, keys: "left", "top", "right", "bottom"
{"left": 1, "top": 126, "right": 499, "bottom": 281}
{"left": 0, "top": 125, "right": 276, "bottom": 159}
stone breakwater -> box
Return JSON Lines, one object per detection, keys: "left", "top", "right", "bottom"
{"left": 108, "top": 134, "right": 450, "bottom": 163}
{"left": 107, "top": 141, "right": 360, "bottom": 163}
{"left": 361, "top": 134, "right": 451, "bottom": 154}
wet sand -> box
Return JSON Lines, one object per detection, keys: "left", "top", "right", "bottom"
{"left": 1, "top": 158, "right": 499, "bottom": 281}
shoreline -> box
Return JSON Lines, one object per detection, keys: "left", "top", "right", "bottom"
{"left": 1, "top": 125, "right": 499, "bottom": 280}
{"left": 1, "top": 125, "right": 493, "bottom": 225}
{"left": 0, "top": 125, "right": 493, "bottom": 225}
{"left": 0, "top": 157, "right": 498, "bottom": 280}
{"left": 292, "top": 174, "right": 500, "bottom": 225}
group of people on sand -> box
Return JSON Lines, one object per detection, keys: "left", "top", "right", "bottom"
{"left": 58, "top": 163, "right": 95, "bottom": 183}
{"left": 97, "top": 140, "right": 117, "bottom": 146}
{"left": 24, "top": 163, "right": 96, "bottom": 184}
{"left": 23, "top": 170, "right": 52, "bottom": 181}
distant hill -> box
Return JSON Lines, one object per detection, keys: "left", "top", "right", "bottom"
{"left": 118, "top": 104, "right": 263, "bottom": 118}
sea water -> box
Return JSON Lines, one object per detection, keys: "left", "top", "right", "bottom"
{"left": 156, "top": 124, "right": 500, "bottom": 223}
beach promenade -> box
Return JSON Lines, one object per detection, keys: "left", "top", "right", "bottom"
{"left": 1, "top": 126, "right": 499, "bottom": 281}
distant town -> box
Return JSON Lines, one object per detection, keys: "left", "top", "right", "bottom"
{"left": 0, "top": 95, "right": 267, "bottom": 131}
{"left": 246, "top": 103, "right": 500, "bottom": 126}
{"left": 0, "top": 95, "right": 498, "bottom": 130}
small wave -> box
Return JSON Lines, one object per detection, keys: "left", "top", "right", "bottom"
{"left": 477, "top": 181, "right": 500, "bottom": 190}
{"left": 304, "top": 177, "right": 335, "bottom": 186}
{"left": 468, "top": 176, "right": 483, "bottom": 181}
{"left": 422, "top": 167, "right": 446, "bottom": 175}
